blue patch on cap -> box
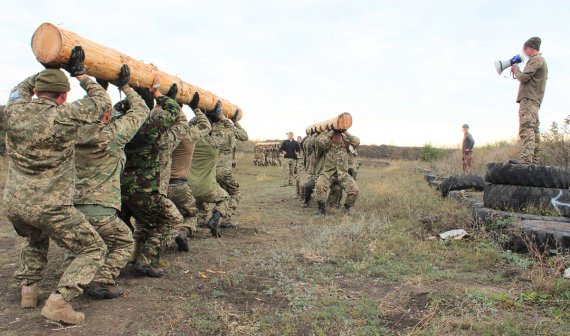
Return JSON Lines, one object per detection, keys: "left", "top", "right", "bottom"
{"left": 9, "top": 90, "right": 20, "bottom": 101}
{"left": 74, "top": 101, "right": 83, "bottom": 107}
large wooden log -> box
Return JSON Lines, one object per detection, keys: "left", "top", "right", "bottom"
{"left": 306, "top": 112, "right": 352, "bottom": 135}
{"left": 31, "top": 22, "right": 242, "bottom": 120}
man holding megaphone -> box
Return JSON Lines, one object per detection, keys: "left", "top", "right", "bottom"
{"left": 510, "top": 37, "right": 548, "bottom": 164}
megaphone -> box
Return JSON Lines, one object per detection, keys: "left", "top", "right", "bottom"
{"left": 494, "top": 54, "right": 523, "bottom": 74}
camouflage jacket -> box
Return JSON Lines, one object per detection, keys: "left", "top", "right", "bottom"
{"left": 515, "top": 53, "right": 548, "bottom": 104}
{"left": 122, "top": 96, "right": 182, "bottom": 196}
{"left": 74, "top": 89, "right": 150, "bottom": 210}
{"left": 170, "top": 109, "right": 212, "bottom": 180}
{"left": 4, "top": 74, "right": 110, "bottom": 206}
{"left": 214, "top": 117, "right": 236, "bottom": 169}
{"left": 316, "top": 131, "right": 360, "bottom": 179}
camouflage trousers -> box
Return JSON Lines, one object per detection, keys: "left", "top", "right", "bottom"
{"left": 216, "top": 166, "right": 240, "bottom": 213}
{"left": 5, "top": 202, "right": 106, "bottom": 301}
{"left": 315, "top": 173, "right": 359, "bottom": 207}
{"left": 519, "top": 98, "right": 541, "bottom": 164}
{"left": 327, "top": 183, "right": 343, "bottom": 207}
{"left": 122, "top": 193, "right": 183, "bottom": 267}
{"left": 283, "top": 158, "right": 297, "bottom": 185}
{"left": 195, "top": 185, "right": 231, "bottom": 224}
{"left": 73, "top": 206, "right": 133, "bottom": 285}
{"left": 168, "top": 182, "right": 198, "bottom": 235}
{"left": 462, "top": 150, "right": 473, "bottom": 173}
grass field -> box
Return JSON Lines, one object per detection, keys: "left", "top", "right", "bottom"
{"left": 0, "top": 154, "right": 569, "bottom": 335}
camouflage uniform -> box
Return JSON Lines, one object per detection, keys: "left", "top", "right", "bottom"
{"left": 216, "top": 121, "right": 248, "bottom": 212}
{"left": 4, "top": 74, "right": 109, "bottom": 301}
{"left": 169, "top": 111, "right": 212, "bottom": 235}
{"left": 314, "top": 131, "right": 360, "bottom": 208}
{"left": 121, "top": 96, "right": 185, "bottom": 268}
{"left": 74, "top": 89, "right": 150, "bottom": 285}
{"left": 514, "top": 53, "right": 548, "bottom": 164}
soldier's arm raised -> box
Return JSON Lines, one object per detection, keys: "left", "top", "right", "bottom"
{"left": 317, "top": 131, "right": 334, "bottom": 150}
{"left": 344, "top": 132, "right": 360, "bottom": 148}
{"left": 63, "top": 76, "right": 111, "bottom": 124}
{"left": 112, "top": 87, "right": 151, "bottom": 147}
{"left": 7, "top": 73, "right": 38, "bottom": 108}
{"left": 233, "top": 123, "right": 249, "bottom": 141}
{"left": 188, "top": 109, "right": 212, "bottom": 142}
{"left": 514, "top": 57, "right": 543, "bottom": 84}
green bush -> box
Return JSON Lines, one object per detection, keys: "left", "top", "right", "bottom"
{"left": 419, "top": 143, "right": 443, "bottom": 162}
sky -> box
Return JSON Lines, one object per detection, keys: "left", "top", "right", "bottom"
{"left": 1, "top": 0, "right": 569, "bottom": 147}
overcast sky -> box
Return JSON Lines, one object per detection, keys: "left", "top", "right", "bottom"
{"left": 1, "top": 0, "right": 569, "bottom": 147}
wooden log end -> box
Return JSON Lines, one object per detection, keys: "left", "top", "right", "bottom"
{"left": 31, "top": 23, "right": 64, "bottom": 65}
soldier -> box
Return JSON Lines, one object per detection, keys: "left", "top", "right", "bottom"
{"left": 121, "top": 77, "right": 186, "bottom": 278}
{"left": 188, "top": 101, "right": 230, "bottom": 238}
{"left": 511, "top": 36, "right": 548, "bottom": 164}
{"left": 280, "top": 132, "right": 300, "bottom": 187}
{"left": 301, "top": 133, "right": 319, "bottom": 208}
{"left": 169, "top": 93, "right": 212, "bottom": 252}
{"left": 461, "top": 124, "right": 474, "bottom": 173}
{"left": 314, "top": 130, "right": 360, "bottom": 215}
{"left": 73, "top": 65, "right": 149, "bottom": 299}
{"left": 216, "top": 109, "right": 248, "bottom": 222}
{"left": 4, "top": 46, "right": 109, "bottom": 324}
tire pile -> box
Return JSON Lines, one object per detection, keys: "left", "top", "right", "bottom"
{"left": 484, "top": 163, "right": 570, "bottom": 217}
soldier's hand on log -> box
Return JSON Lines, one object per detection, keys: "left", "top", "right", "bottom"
{"left": 188, "top": 92, "right": 200, "bottom": 110}
{"left": 166, "top": 83, "right": 178, "bottom": 100}
{"left": 96, "top": 78, "right": 109, "bottom": 91}
{"left": 64, "top": 46, "right": 86, "bottom": 77}
{"left": 110, "top": 64, "right": 131, "bottom": 90}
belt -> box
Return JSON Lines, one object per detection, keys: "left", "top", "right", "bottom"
{"left": 169, "top": 178, "right": 187, "bottom": 185}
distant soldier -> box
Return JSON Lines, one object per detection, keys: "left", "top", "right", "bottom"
{"left": 169, "top": 93, "right": 212, "bottom": 252}
{"left": 511, "top": 36, "right": 548, "bottom": 164}
{"left": 280, "top": 132, "right": 300, "bottom": 187}
{"left": 461, "top": 124, "right": 474, "bottom": 173}
{"left": 73, "top": 65, "right": 149, "bottom": 299}
{"left": 4, "top": 46, "right": 109, "bottom": 324}
{"left": 314, "top": 130, "right": 360, "bottom": 215}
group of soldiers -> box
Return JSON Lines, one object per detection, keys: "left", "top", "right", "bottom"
{"left": 4, "top": 46, "right": 248, "bottom": 324}
{"left": 253, "top": 142, "right": 281, "bottom": 166}
{"left": 293, "top": 130, "right": 361, "bottom": 215}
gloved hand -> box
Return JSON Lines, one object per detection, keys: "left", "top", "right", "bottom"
{"left": 166, "top": 83, "right": 178, "bottom": 100}
{"left": 64, "top": 46, "right": 86, "bottom": 77}
{"left": 110, "top": 64, "right": 130, "bottom": 89}
{"left": 96, "top": 78, "right": 109, "bottom": 91}
{"left": 206, "top": 100, "right": 223, "bottom": 122}
{"left": 113, "top": 99, "right": 129, "bottom": 113}
{"left": 231, "top": 109, "right": 240, "bottom": 124}
{"left": 188, "top": 92, "right": 200, "bottom": 110}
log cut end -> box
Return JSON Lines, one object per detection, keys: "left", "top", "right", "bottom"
{"left": 31, "top": 23, "right": 63, "bottom": 65}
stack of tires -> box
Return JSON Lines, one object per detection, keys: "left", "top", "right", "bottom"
{"left": 484, "top": 163, "right": 570, "bottom": 217}
{"left": 440, "top": 173, "right": 485, "bottom": 197}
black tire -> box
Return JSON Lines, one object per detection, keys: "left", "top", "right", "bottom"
{"left": 440, "top": 174, "right": 485, "bottom": 197}
{"left": 484, "top": 183, "right": 570, "bottom": 217}
{"left": 485, "top": 163, "right": 570, "bottom": 189}
{"left": 507, "top": 220, "right": 570, "bottom": 252}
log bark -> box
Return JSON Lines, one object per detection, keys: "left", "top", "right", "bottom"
{"left": 306, "top": 112, "right": 352, "bottom": 135}
{"left": 31, "top": 22, "right": 241, "bottom": 120}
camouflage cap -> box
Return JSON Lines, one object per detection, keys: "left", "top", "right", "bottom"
{"left": 35, "top": 69, "right": 70, "bottom": 93}
{"left": 524, "top": 37, "right": 541, "bottom": 51}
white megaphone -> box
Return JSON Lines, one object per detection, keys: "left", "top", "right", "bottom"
{"left": 494, "top": 54, "right": 523, "bottom": 74}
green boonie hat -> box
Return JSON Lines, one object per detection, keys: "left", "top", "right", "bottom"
{"left": 524, "top": 37, "right": 541, "bottom": 51}
{"left": 35, "top": 69, "right": 70, "bottom": 93}
{"left": 462, "top": 124, "right": 469, "bottom": 129}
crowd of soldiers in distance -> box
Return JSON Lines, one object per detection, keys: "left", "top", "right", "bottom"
{"left": 253, "top": 142, "right": 281, "bottom": 166}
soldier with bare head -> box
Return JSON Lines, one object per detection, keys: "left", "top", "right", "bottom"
{"left": 4, "top": 46, "right": 109, "bottom": 324}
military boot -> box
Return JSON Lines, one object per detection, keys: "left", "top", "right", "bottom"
{"left": 207, "top": 211, "right": 222, "bottom": 238}
{"left": 302, "top": 189, "right": 312, "bottom": 208}
{"left": 316, "top": 202, "right": 326, "bottom": 216}
{"left": 132, "top": 263, "right": 164, "bottom": 278}
{"left": 84, "top": 281, "right": 123, "bottom": 299}
{"left": 175, "top": 228, "right": 190, "bottom": 252}
{"left": 41, "top": 293, "right": 85, "bottom": 325}
{"left": 21, "top": 282, "right": 39, "bottom": 308}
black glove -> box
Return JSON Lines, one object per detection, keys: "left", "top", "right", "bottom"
{"left": 231, "top": 109, "right": 240, "bottom": 124}
{"left": 110, "top": 64, "right": 130, "bottom": 89}
{"left": 206, "top": 100, "right": 223, "bottom": 122}
{"left": 188, "top": 92, "right": 200, "bottom": 110}
{"left": 96, "top": 78, "right": 109, "bottom": 91}
{"left": 64, "top": 46, "right": 86, "bottom": 77}
{"left": 113, "top": 99, "right": 129, "bottom": 113}
{"left": 166, "top": 83, "right": 178, "bottom": 100}
{"left": 133, "top": 87, "right": 155, "bottom": 110}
